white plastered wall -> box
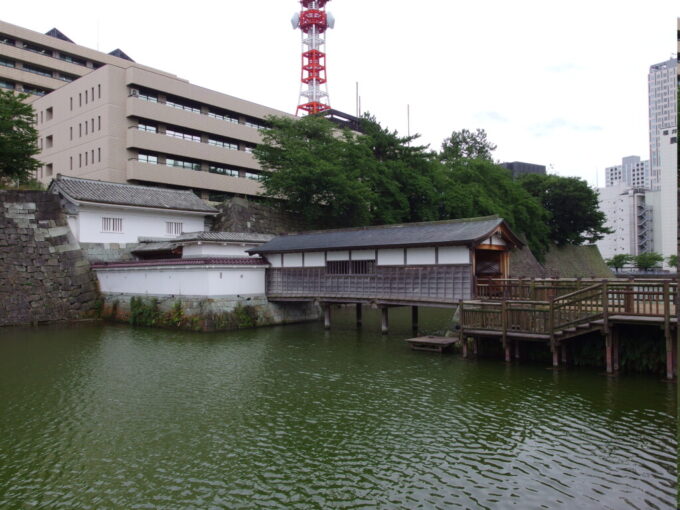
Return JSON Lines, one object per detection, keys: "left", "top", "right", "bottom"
{"left": 182, "top": 243, "right": 258, "bottom": 258}
{"left": 77, "top": 204, "right": 206, "bottom": 243}
{"left": 96, "top": 266, "right": 266, "bottom": 296}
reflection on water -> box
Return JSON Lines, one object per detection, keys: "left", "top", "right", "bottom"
{"left": 0, "top": 308, "right": 676, "bottom": 509}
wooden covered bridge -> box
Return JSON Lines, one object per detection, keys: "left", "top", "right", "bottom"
{"left": 248, "top": 217, "right": 677, "bottom": 379}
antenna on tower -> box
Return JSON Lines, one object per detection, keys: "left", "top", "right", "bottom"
{"left": 291, "top": 0, "right": 334, "bottom": 115}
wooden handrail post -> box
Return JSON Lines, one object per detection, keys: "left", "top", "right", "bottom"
{"left": 602, "top": 280, "right": 609, "bottom": 334}
{"left": 501, "top": 299, "right": 509, "bottom": 362}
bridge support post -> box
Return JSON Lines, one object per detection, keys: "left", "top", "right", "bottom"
{"left": 612, "top": 327, "right": 620, "bottom": 372}
{"left": 514, "top": 339, "right": 520, "bottom": 360}
{"left": 552, "top": 345, "right": 559, "bottom": 368}
{"left": 560, "top": 343, "right": 568, "bottom": 365}
{"left": 672, "top": 333, "right": 677, "bottom": 379}
{"left": 462, "top": 337, "right": 469, "bottom": 358}
{"left": 605, "top": 331, "right": 613, "bottom": 374}
{"left": 381, "top": 307, "right": 389, "bottom": 334}
{"left": 473, "top": 338, "right": 479, "bottom": 356}
{"left": 411, "top": 306, "right": 419, "bottom": 334}
{"left": 504, "top": 340, "right": 511, "bottom": 363}
{"left": 356, "top": 303, "right": 362, "bottom": 327}
{"left": 323, "top": 304, "right": 331, "bottom": 330}
{"left": 665, "top": 328, "right": 674, "bottom": 380}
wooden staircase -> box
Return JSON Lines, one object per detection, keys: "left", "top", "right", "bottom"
{"left": 459, "top": 278, "right": 677, "bottom": 378}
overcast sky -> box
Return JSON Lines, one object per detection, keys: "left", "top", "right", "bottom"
{"left": 3, "top": 1, "right": 678, "bottom": 185}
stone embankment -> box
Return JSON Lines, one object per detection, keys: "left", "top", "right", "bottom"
{"left": 0, "top": 191, "right": 99, "bottom": 326}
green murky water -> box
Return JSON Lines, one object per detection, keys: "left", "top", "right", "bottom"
{"left": 0, "top": 308, "right": 676, "bottom": 509}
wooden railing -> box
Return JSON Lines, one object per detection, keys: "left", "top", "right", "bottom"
{"left": 551, "top": 283, "right": 605, "bottom": 332}
{"left": 464, "top": 279, "right": 676, "bottom": 339}
{"left": 461, "top": 300, "right": 551, "bottom": 336}
{"left": 266, "top": 265, "right": 473, "bottom": 304}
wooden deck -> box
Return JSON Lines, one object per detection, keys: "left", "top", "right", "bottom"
{"left": 460, "top": 278, "right": 677, "bottom": 379}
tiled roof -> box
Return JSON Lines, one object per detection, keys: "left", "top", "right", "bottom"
{"left": 49, "top": 175, "right": 217, "bottom": 213}
{"left": 92, "top": 257, "right": 267, "bottom": 269}
{"left": 174, "top": 232, "right": 274, "bottom": 243}
{"left": 248, "top": 216, "right": 521, "bottom": 254}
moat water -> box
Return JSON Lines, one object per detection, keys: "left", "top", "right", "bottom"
{"left": 0, "top": 308, "right": 676, "bottom": 509}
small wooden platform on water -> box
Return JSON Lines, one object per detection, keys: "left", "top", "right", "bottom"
{"left": 405, "top": 336, "right": 459, "bottom": 353}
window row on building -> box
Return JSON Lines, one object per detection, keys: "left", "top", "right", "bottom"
{"left": 37, "top": 148, "right": 104, "bottom": 177}
{"left": 0, "top": 31, "right": 103, "bottom": 70}
{"left": 0, "top": 77, "right": 47, "bottom": 95}
{"left": 134, "top": 119, "right": 255, "bottom": 153}
{"left": 130, "top": 86, "right": 268, "bottom": 131}
{"left": 69, "top": 83, "right": 102, "bottom": 111}
{"left": 136, "top": 151, "right": 262, "bottom": 181}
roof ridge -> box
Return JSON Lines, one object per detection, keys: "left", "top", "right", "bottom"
{"left": 283, "top": 215, "right": 501, "bottom": 236}
{"left": 57, "top": 175, "right": 197, "bottom": 195}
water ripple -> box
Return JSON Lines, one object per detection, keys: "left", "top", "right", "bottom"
{"left": 0, "top": 319, "right": 676, "bottom": 509}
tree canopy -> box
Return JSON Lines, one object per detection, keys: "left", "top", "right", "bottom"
{"left": 0, "top": 90, "right": 41, "bottom": 186}
{"left": 518, "top": 173, "right": 611, "bottom": 246}
{"left": 605, "top": 254, "right": 633, "bottom": 273}
{"left": 634, "top": 252, "right": 664, "bottom": 271}
{"left": 253, "top": 115, "right": 590, "bottom": 259}
{"left": 440, "top": 128, "right": 497, "bottom": 164}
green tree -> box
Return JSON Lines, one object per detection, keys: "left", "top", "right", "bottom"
{"left": 667, "top": 254, "right": 677, "bottom": 270}
{"left": 437, "top": 158, "right": 551, "bottom": 258}
{"left": 0, "top": 90, "right": 41, "bottom": 186}
{"left": 605, "top": 254, "right": 633, "bottom": 273}
{"left": 634, "top": 252, "right": 664, "bottom": 272}
{"left": 440, "top": 128, "right": 497, "bottom": 163}
{"left": 253, "top": 114, "right": 375, "bottom": 228}
{"left": 254, "top": 114, "right": 552, "bottom": 259}
{"left": 519, "top": 173, "right": 611, "bottom": 246}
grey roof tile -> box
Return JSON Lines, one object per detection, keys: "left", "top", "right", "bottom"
{"left": 249, "top": 216, "right": 519, "bottom": 254}
{"left": 49, "top": 175, "right": 217, "bottom": 213}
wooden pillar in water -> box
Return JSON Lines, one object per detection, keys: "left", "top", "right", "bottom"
{"left": 612, "top": 327, "right": 620, "bottom": 372}
{"left": 672, "top": 334, "right": 677, "bottom": 379}
{"left": 323, "top": 304, "right": 331, "bottom": 330}
{"left": 462, "top": 337, "right": 469, "bottom": 358}
{"left": 356, "top": 303, "right": 363, "bottom": 327}
{"left": 664, "top": 327, "right": 673, "bottom": 380}
{"left": 605, "top": 330, "right": 613, "bottom": 374}
{"left": 381, "top": 307, "right": 389, "bottom": 334}
{"left": 504, "top": 340, "right": 512, "bottom": 363}
{"left": 560, "top": 343, "right": 568, "bottom": 365}
{"left": 552, "top": 345, "right": 559, "bottom": 368}
{"left": 411, "top": 306, "right": 419, "bottom": 334}
{"left": 473, "top": 338, "right": 479, "bottom": 356}
{"left": 514, "top": 339, "right": 520, "bottom": 360}
{"left": 663, "top": 281, "right": 673, "bottom": 380}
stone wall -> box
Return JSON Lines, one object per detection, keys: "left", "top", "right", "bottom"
{"left": 0, "top": 191, "right": 99, "bottom": 326}
{"left": 212, "top": 197, "right": 304, "bottom": 234}
{"left": 100, "top": 294, "right": 321, "bottom": 332}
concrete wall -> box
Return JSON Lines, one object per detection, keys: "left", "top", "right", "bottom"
{"left": 0, "top": 191, "right": 99, "bottom": 326}
{"left": 100, "top": 294, "right": 321, "bottom": 332}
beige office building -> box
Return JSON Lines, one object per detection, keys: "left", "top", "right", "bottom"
{"left": 2, "top": 19, "right": 293, "bottom": 200}
{"left": 0, "top": 20, "right": 174, "bottom": 101}
{"left": 33, "top": 62, "right": 291, "bottom": 200}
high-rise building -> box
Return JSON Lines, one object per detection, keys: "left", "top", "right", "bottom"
{"left": 604, "top": 156, "right": 650, "bottom": 188}
{"left": 647, "top": 58, "right": 677, "bottom": 190}
{"left": 646, "top": 127, "right": 678, "bottom": 268}
{"left": 0, "top": 20, "right": 174, "bottom": 101}
{"left": 596, "top": 185, "right": 652, "bottom": 260}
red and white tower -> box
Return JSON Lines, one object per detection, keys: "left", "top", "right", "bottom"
{"left": 291, "top": 1, "right": 335, "bottom": 115}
